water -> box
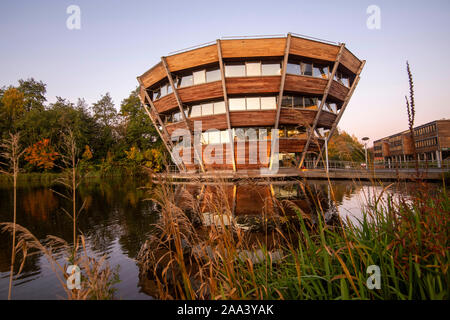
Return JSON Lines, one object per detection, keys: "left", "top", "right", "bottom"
{"left": 0, "top": 177, "right": 438, "bottom": 299}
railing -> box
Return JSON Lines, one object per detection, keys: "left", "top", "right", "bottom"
{"left": 303, "top": 160, "right": 450, "bottom": 171}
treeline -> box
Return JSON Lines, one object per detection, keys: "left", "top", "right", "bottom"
{"left": 327, "top": 129, "right": 366, "bottom": 162}
{"left": 0, "top": 78, "right": 165, "bottom": 175}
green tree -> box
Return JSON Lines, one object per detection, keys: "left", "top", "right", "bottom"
{"left": 17, "top": 78, "right": 47, "bottom": 112}
{"left": 0, "top": 87, "right": 25, "bottom": 133}
{"left": 92, "top": 92, "right": 117, "bottom": 127}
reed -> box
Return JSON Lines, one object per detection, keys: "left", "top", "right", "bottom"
{"left": 139, "top": 177, "right": 449, "bottom": 300}
{"left": 0, "top": 133, "right": 25, "bottom": 300}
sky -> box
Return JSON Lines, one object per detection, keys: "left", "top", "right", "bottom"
{"left": 1, "top": 0, "right": 449, "bottom": 145}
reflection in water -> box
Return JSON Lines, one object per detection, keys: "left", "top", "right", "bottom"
{"left": 0, "top": 177, "right": 434, "bottom": 299}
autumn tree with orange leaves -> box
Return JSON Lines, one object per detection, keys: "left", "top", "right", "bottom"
{"left": 24, "top": 139, "right": 59, "bottom": 170}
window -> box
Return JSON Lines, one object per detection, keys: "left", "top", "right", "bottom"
{"left": 302, "top": 62, "right": 313, "bottom": 76}
{"left": 208, "top": 131, "right": 221, "bottom": 144}
{"left": 246, "top": 97, "right": 260, "bottom": 110}
{"left": 293, "top": 96, "right": 303, "bottom": 109}
{"left": 304, "top": 97, "right": 317, "bottom": 109}
{"left": 221, "top": 130, "right": 230, "bottom": 143}
{"left": 206, "top": 68, "right": 221, "bottom": 82}
{"left": 167, "top": 83, "right": 172, "bottom": 94}
{"left": 246, "top": 62, "right": 261, "bottom": 76}
{"left": 202, "top": 103, "right": 214, "bottom": 116}
{"left": 214, "top": 101, "right": 226, "bottom": 114}
{"left": 180, "top": 75, "right": 193, "bottom": 87}
{"left": 281, "top": 96, "right": 293, "bottom": 108}
{"left": 262, "top": 62, "right": 281, "bottom": 75}
{"left": 260, "top": 97, "right": 276, "bottom": 110}
{"left": 287, "top": 63, "right": 301, "bottom": 75}
{"left": 193, "top": 70, "right": 206, "bottom": 85}
{"left": 190, "top": 105, "right": 202, "bottom": 117}
{"left": 153, "top": 88, "right": 161, "bottom": 100}
{"left": 225, "top": 64, "right": 246, "bottom": 77}
{"left": 229, "top": 98, "right": 246, "bottom": 111}
{"left": 313, "top": 65, "right": 329, "bottom": 79}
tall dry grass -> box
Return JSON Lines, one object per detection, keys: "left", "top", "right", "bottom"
{"left": 138, "top": 176, "right": 449, "bottom": 300}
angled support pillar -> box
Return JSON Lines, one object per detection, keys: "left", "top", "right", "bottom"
{"left": 269, "top": 33, "right": 292, "bottom": 170}
{"left": 314, "top": 60, "right": 366, "bottom": 167}
{"left": 298, "top": 43, "right": 345, "bottom": 169}
{"left": 217, "top": 39, "right": 237, "bottom": 172}
{"left": 161, "top": 56, "right": 206, "bottom": 173}
{"left": 136, "top": 81, "right": 186, "bottom": 172}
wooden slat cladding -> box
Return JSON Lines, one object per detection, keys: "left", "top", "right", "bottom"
{"left": 165, "top": 44, "right": 219, "bottom": 72}
{"left": 190, "top": 114, "right": 228, "bottom": 131}
{"left": 340, "top": 48, "right": 362, "bottom": 74}
{"left": 226, "top": 76, "right": 281, "bottom": 95}
{"left": 279, "top": 108, "right": 336, "bottom": 128}
{"left": 235, "top": 140, "right": 271, "bottom": 170}
{"left": 221, "top": 38, "right": 286, "bottom": 58}
{"left": 202, "top": 144, "right": 234, "bottom": 170}
{"left": 153, "top": 93, "right": 178, "bottom": 113}
{"left": 230, "top": 110, "right": 276, "bottom": 127}
{"left": 284, "top": 74, "right": 327, "bottom": 95}
{"left": 329, "top": 81, "right": 349, "bottom": 102}
{"left": 139, "top": 62, "right": 166, "bottom": 88}
{"left": 165, "top": 121, "right": 188, "bottom": 136}
{"left": 178, "top": 81, "right": 223, "bottom": 103}
{"left": 289, "top": 37, "right": 339, "bottom": 62}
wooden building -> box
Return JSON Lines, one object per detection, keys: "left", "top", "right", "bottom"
{"left": 137, "top": 33, "right": 365, "bottom": 172}
{"left": 373, "top": 119, "right": 450, "bottom": 164}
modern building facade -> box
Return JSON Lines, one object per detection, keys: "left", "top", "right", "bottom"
{"left": 373, "top": 119, "right": 450, "bottom": 164}
{"left": 137, "top": 33, "right": 365, "bottom": 173}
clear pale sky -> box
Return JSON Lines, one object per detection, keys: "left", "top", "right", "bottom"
{"left": 1, "top": 0, "right": 449, "bottom": 145}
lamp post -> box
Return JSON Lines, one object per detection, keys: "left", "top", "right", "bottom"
{"left": 362, "top": 137, "right": 369, "bottom": 169}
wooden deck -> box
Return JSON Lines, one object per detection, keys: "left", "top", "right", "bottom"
{"left": 151, "top": 168, "right": 448, "bottom": 182}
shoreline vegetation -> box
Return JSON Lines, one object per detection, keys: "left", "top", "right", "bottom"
{"left": 137, "top": 177, "right": 449, "bottom": 300}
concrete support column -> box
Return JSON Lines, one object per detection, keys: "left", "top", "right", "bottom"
{"left": 431, "top": 152, "right": 435, "bottom": 161}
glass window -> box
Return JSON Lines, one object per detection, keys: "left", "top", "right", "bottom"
{"left": 229, "top": 98, "right": 246, "bottom": 111}
{"left": 180, "top": 74, "right": 193, "bottom": 87}
{"left": 173, "top": 111, "right": 182, "bottom": 122}
{"left": 260, "top": 97, "right": 276, "bottom": 110}
{"left": 213, "top": 101, "right": 226, "bottom": 114}
{"left": 304, "top": 97, "right": 317, "bottom": 109}
{"left": 327, "top": 102, "right": 337, "bottom": 113}
{"left": 201, "top": 132, "right": 209, "bottom": 145}
{"left": 193, "top": 70, "right": 206, "bottom": 85}
{"left": 246, "top": 97, "right": 260, "bottom": 110}
{"left": 221, "top": 130, "right": 230, "bottom": 143}
{"left": 281, "top": 96, "right": 292, "bottom": 108}
{"left": 302, "top": 62, "right": 313, "bottom": 76}
{"left": 246, "top": 62, "right": 261, "bottom": 76}
{"left": 313, "top": 65, "right": 329, "bottom": 79}
{"left": 225, "top": 64, "right": 245, "bottom": 77}
{"left": 262, "top": 62, "right": 281, "bottom": 75}
{"left": 234, "top": 128, "right": 246, "bottom": 141}
{"left": 245, "top": 128, "right": 258, "bottom": 141}
{"left": 287, "top": 63, "right": 301, "bottom": 75}
{"left": 202, "top": 103, "right": 214, "bottom": 116}
{"left": 167, "top": 83, "right": 172, "bottom": 94}
{"left": 259, "top": 128, "right": 269, "bottom": 140}
{"left": 153, "top": 88, "right": 161, "bottom": 100}
{"left": 208, "top": 131, "right": 221, "bottom": 144}
{"left": 293, "top": 96, "right": 303, "bottom": 109}
{"left": 206, "top": 69, "right": 221, "bottom": 82}
{"left": 161, "top": 84, "right": 167, "bottom": 97}
{"left": 190, "top": 105, "right": 202, "bottom": 118}
{"left": 341, "top": 76, "right": 350, "bottom": 87}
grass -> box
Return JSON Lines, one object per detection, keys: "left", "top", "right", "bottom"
{"left": 138, "top": 177, "right": 449, "bottom": 300}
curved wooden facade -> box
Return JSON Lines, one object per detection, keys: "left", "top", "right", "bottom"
{"left": 137, "top": 34, "right": 365, "bottom": 172}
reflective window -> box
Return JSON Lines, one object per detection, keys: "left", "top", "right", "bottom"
{"left": 160, "top": 85, "right": 167, "bottom": 97}
{"left": 153, "top": 88, "right": 161, "bottom": 100}
{"left": 287, "top": 63, "right": 301, "bottom": 75}
{"left": 246, "top": 62, "right": 261, "bottom": 76}
{"left": 193, "top": 70, "right": 206, "bottom": 85}
{"left": 173, "top": 111, "right": 182, "bottom": 122}
{"left": 304, "top": 97, "right": 317, "bottom": 109}
{"left": 281, "top": 96, "right": 292, "bottom": 108}
{"left": 180, "top": 75, "right": 193, "bottom": 87}
{"left": 293, "top": 96, "right": 303, "bottom": 109}
{"left": 214, "top": 101, "right": 226, "bottom": 114}
{"left": 313, "top": 65, "right": 329, "bottom": 79}
{"left": 302, "top": 63, "right": 313, "bottom": 76}
{"left": 225, "top": 64, "right": 246, "bottom": 77}
{"left": 246, "top": 97, "right": 260, "bottom": 110}
{"left": 167, "top": 83, "right": 173, "bottom": 94}
{"left": 206, "top": 69, "right": 221, "bottom": 82}
{"left": 221, "top": 130, "right": 230, "bottom": 144}
{"left": 229, "top": 98, "right": 246, "bottom": 111}
{"left": 190, "top": 105, "right": 202, "bottom": 117}
{"left": 260, "top": 97, "right": 276, "bottom": 110}
{"left": 262, "top": 62, "right": 281, "bottom": 75}
{"left": 202, "top": 103, "right": 214, "bottom": 116}
{"left": 208, "top": 130, "right": 221, "bottom": 144}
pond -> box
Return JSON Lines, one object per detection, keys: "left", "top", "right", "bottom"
{"left": 0, "top": 176, "right": 439, "bottom": 299}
